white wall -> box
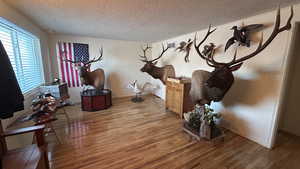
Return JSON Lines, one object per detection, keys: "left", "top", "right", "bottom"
{"left": 151, "top": 5, "right": 299, "bottom": 148}
{"left": 279, "top": 23, "right": 300, "bottom": 136}
{"left": 0, "top": 0, "right": 51, "bottom": 149}
{"left": 49, "top": 34, "right": 152, "bottom": 103}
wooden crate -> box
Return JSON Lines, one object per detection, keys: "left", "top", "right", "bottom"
{"left": 165, "top": 78, "right": 194, "bottom": 118}
{"left": 182, "top": 122, "right": 225, "bottom": 145}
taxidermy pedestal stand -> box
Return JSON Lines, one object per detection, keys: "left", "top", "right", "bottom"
{"left": 128, "top": 80, "right": 144, "bottom": 103}
{"left": 81, "top": 89, "right": 112, "bottom": 111}
{"left": 132, "top": 93, "right": 144, "bottom": 103}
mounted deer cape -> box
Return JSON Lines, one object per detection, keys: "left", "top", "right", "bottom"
{"left": 190, "top": 6, "right": 293, "bottom": 105}
{"left": 139, "top": 44, "right": 175, "bottom": 84}
{"left": 64, "top": 48, "right": 105, "bottom": 90}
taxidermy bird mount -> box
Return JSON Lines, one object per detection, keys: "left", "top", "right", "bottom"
{"left": 225, "top": 24, "right": 264, "bottom": 51}
{"left": 176, "top": 39, "right": 193, "bottom": 62}
{"left": 128, "top": 80, "right": 158, "bottom": 102}
{"left": 202, "top": 43, "right": 216, "bottom": 57}
{"left": 190, "top": 6, "right": 293, "bottom": 105}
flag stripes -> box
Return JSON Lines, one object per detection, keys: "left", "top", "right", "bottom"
{"left": 57, "top": 42, "right": 82, "bottom": 87}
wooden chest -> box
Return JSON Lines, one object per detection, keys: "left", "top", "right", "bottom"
{"left": 81, "top": 89, "right": 112, "bottom": 111}
{"left": 165, "top": 78, "right": 194, "bottom": 118}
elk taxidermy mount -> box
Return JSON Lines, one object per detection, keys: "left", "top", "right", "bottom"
{"left": 225, "top": 24, "right": 264, "bottom": 51}
{"left": 64, "top": 47, "right": 105, "bottom": 90}
{"left": 190, "top": 6, "right": 293, "bottom": 105}
{"left": 139, "top": 44, "right": 175, "bottom": 84}
{"left": 176, "top": 38, "right": 193, "bottom": 62}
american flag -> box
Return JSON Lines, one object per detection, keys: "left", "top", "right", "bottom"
{"left": 57, "top": 42, "right": 90, "bottom": 87}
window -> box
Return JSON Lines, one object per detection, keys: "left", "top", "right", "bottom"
{"left": 0, "top": 18, "right": 44, "bottom": 94}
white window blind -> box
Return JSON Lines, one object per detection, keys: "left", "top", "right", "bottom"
{"left": 0, "top": 18, "right": 44, "bottom": 94}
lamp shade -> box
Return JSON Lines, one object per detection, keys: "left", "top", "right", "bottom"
{"left": 0, "top": 40, "right": 24, "bottom": 119}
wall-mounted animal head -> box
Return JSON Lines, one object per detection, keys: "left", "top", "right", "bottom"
{"left": 64, "top": 47, "right": 105, "bottom": 90}
{"left": 190, "top": 7, "right": 293, "bottom": 105}
{"left": 139, "top": 44, "right": 175, "bottom": 84}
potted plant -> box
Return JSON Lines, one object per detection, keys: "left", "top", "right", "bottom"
{"left": 184, "top": 104, "right": 204, "bottom": 132}
{"left": 199, "top": 105, "right": 222, "bottom": 140}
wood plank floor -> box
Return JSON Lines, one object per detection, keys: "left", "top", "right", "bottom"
{"left": 47, "top": 95, "right": 300, "bottom": 169}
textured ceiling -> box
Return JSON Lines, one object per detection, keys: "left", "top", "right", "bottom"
{"left": 4, "top": 0, "right": 300, "bottom": 42}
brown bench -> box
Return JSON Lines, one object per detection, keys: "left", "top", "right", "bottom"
{"left": 0, "top": 124, "right": 50, "bottom": 169}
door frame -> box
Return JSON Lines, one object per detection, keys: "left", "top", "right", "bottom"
{"left": 269, "top": 22, "right": 299, "bottom": 148}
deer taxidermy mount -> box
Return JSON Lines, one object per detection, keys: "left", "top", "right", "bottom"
{"left": 139, "top": 44, "right": 175, "bottom": 84}
{"left": 64, "top": 47, "right": 105, "bottom": 90}
{"left": 176, "top": 38, "right": 193, "bottom": 62}
{"left": 190, "top": 6, "right": 293, "bottom": 105}
{"left": 225, "top": 24, "right": 264, "bottom": 51}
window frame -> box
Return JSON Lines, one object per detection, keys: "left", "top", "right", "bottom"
{"left": 0, "top": 17, "right": 45, "bottom": 95}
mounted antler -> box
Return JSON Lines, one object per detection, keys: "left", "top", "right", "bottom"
{"left": 194, "top": 25, "right": 218, "bottom": 67}
{"left": 228, "top": 6, "right": 294, "bottom": 66}
{"left": 63, "top": 53, "right": 81, "bottom": 64}
{"left": 63, "top": 47, "right": 103, "bottom": 66}
{"left": 194, "top": 6, "right": 293, "bottom": 69}
{"left": 84, "top": 47, "right": 103, "bottom": 65}
{"left": 139, "top": 44, "right": 151, "bottom": 62}
{"left": 151, "top": 44, "right": 170, "bottom": 62}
